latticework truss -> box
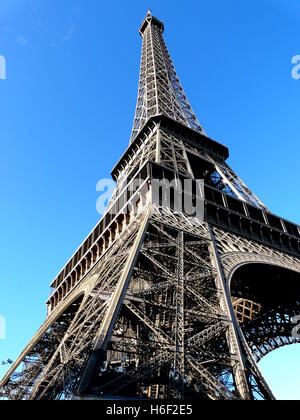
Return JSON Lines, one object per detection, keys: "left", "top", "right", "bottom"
{"left": 1, "top": 11, "right": 300, "bottom": 401}
{"left": 131, "top": 11, "right": 205, "bottom": 142}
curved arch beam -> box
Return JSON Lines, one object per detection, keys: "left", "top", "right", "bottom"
{"left": 224, "top": 255, "right": 300, "bottom": 364}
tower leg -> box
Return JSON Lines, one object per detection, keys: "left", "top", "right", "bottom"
{"left": 209, "top": 226, "right": 251, "bottom": 400}
{"left": 78, "top": 206, "right": 152, "bottom": 395}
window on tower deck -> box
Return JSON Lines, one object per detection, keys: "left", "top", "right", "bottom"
{"left": 186, "top": 152, "right": 215, "bottom": 181}
{"left": 186, "top": 152, "right": 238, "bottom": 199}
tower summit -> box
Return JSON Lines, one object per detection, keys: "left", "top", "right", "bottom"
{"left": 139, "top": 10, "right": 165, "bottom": 35}
{"left": 1, "top": 13, "right": 299, "bottom": 401}
{"left": 131, "top": 11, "right": 204, "bottom": 142}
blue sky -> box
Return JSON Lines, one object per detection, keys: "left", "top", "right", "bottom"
{"left": 0, "top": 0, "right": 299, "bottom": 399}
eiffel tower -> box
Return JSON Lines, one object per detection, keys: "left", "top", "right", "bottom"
{"left": 1, "top": 11, "right": 300, "bottom": 401}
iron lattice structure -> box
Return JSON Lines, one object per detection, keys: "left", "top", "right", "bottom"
{"left": 130, "top": 11, "right": 205, "bottom": 142}
{"left": 1, "top": 12, "right": 300, "bottom": 401}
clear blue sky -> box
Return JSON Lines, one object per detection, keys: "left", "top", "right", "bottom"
{"left": 0, "top": 0, "right": 299, "bottom": 400}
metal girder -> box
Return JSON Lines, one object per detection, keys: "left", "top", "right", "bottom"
{"left": 173, "top": 231, "right": 185, "bottom": 398}
{"left": 1, "top": 11, "right": 300, "bottom": 402}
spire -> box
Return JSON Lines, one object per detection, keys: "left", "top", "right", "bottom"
{"left": 139, "top": 10, "right": 164, "bottom": 35}
{"left": 131, "top": 13, "right": 205, "bottom": 142}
